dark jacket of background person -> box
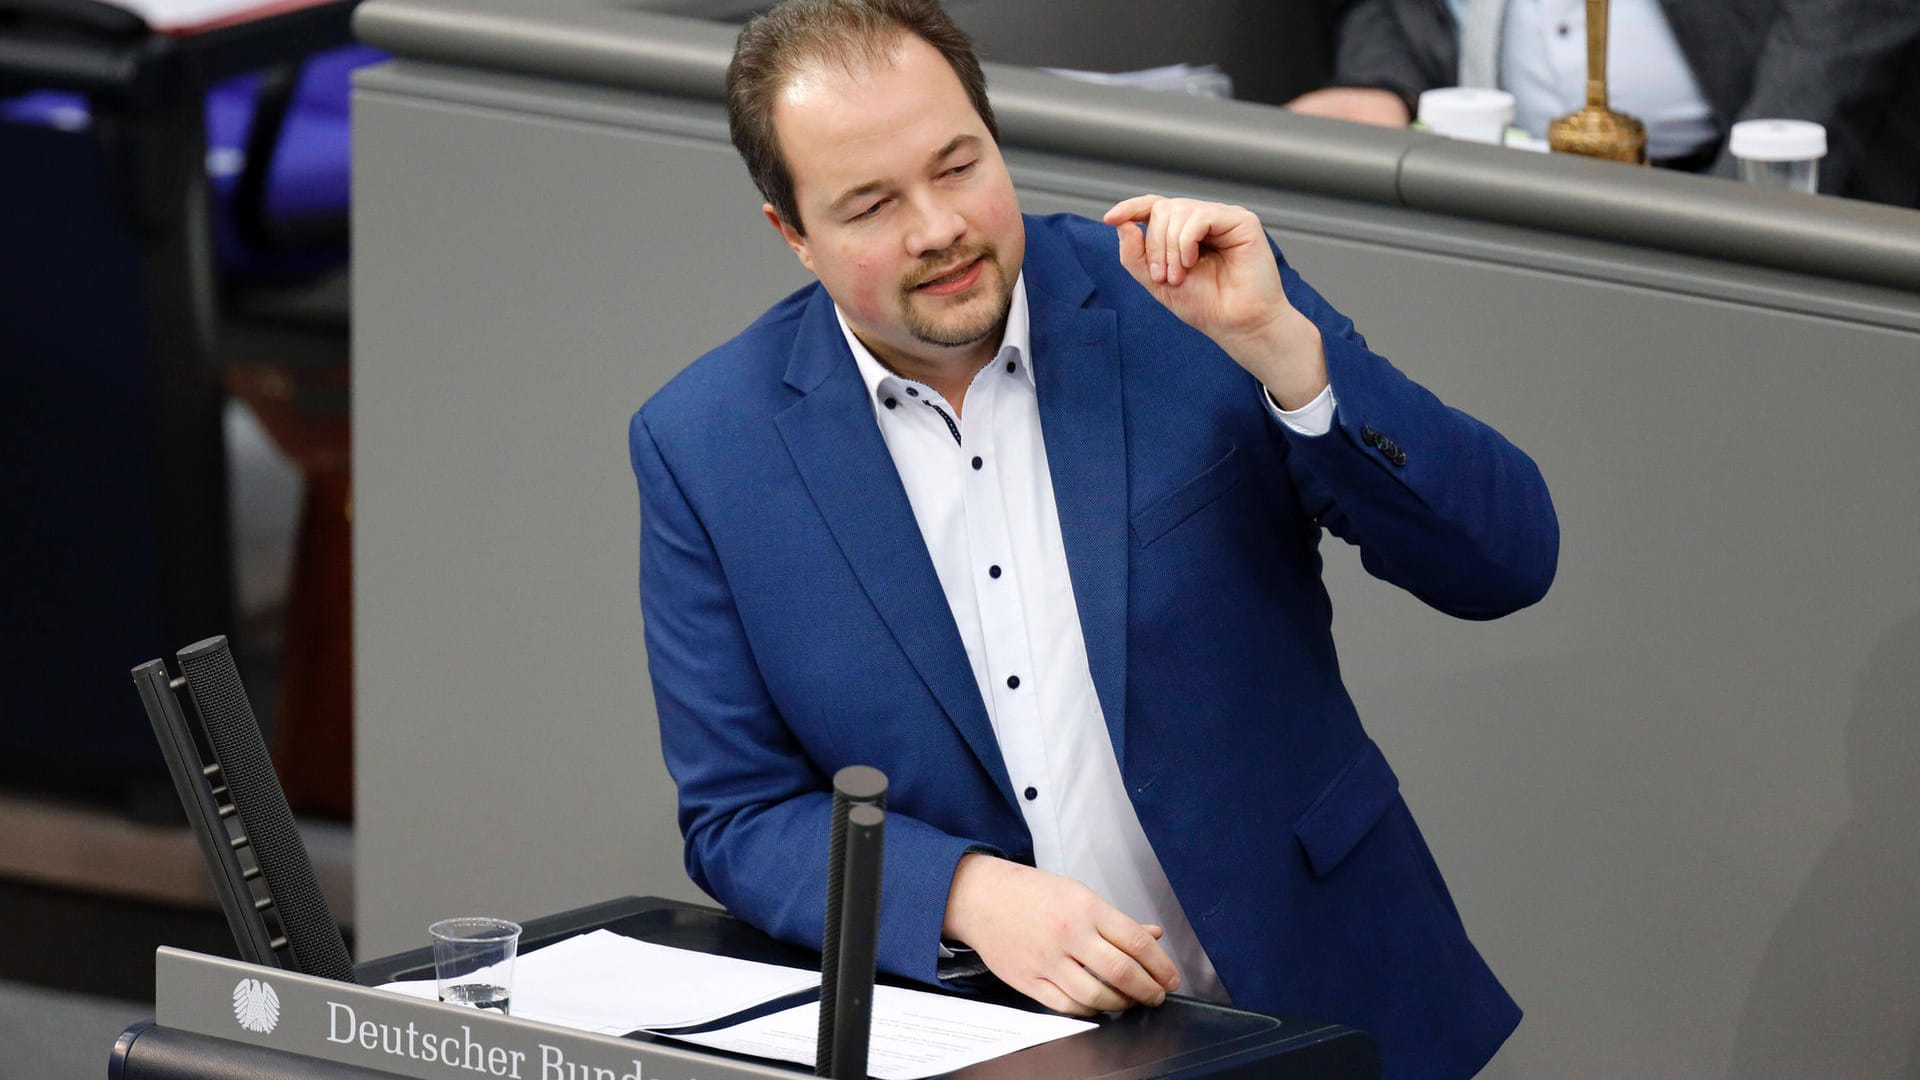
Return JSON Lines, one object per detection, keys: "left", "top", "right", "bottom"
{"left": 1328, "top": 0, "right": 1920, "bottom": 206}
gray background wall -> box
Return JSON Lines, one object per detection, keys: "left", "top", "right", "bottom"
{"left": 648, "top": 0, "right": 1334, "bottom": 103}
{"left": 351, "top": 19, "right": 1920, "bottom": 1078}
{"left": 946, "top": 0, "right": 1332, "bottom": 104}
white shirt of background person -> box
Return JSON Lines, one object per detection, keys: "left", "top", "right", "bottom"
{"left": 1452, "top": 0, "right": 1718, "bottom": 160}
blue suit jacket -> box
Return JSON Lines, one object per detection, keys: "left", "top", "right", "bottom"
{"left": 630, "top": 213, "right": 1557, "bottom": 1080}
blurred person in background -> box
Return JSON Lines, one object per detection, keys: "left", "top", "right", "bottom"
{"left": 1286, "top": 0, "right": 1920, "bottom": 206}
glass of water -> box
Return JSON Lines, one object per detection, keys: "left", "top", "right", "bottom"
{"left": 430, "top": 917, "right": 521, "bottom": 1015}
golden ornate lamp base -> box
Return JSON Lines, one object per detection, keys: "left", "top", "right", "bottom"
{"left": 1548, "top": 105, "right": 1648, "bottom": 164}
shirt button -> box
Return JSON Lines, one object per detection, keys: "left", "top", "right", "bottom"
{"left": 1556, "top": 22, "right": 1569, "bottom": 35}
{"left": 1006, "top": 675, "right": 1020, "bottom": 689}
{"left": 1006, "top": 360, "right": 1017, "bottom": 373}
{"left": 988, "top": 565, "right": 1002, "bottom": 578}
{"left": 884, "top": 397, "right": 897, "bottom": 409}
{"left": 1023, "top": 786, "right": 1038, "bottom": 801}
{"left": 905, "top": 386, "right": 919, "bottom": 397}
{"left": 971, "top": 456, "right": 983, "bottom": 470}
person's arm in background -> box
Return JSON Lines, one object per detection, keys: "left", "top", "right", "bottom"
{"left": 1707, "top": 0, "right": 1920, "bottom": 199}
{"left": 1285, "top": 0, "right": 1456, "bottom": 127}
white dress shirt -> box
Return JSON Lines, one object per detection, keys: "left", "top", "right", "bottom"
{"left": 835, "top": 273, "right": 1335, "bottom": 1004}
{"left": 1453, "top": 0, "right": 1718, "bottom": 160}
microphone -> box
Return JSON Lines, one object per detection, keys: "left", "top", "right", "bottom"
{"left": 830, "top": 805, "right": 885, "bottom": 1080}
{"left": 818, "top": 766, "right": 887, "bottom": 1078}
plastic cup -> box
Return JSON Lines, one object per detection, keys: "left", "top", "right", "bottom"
{"left": 429, "top": 917, "right": 521, "bottom": 1015}
{"left": 1729, "top": 119, "right": 1825, "bottom": 194}
{"left": 1417, "top": 88, "right": 1516, "bottom": 146}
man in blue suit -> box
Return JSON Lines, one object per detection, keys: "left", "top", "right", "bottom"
{"left": 630, "top": 1, "right": 1557, "bottom": 1076}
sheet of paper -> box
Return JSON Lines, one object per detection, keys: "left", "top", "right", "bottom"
{"left": 657, "top": 984, "right": 1095, "bottom": 1080}
{"left": 377, "top": 929, "right": 821, "bottom": 1035}
{"left": 1043, "top": 63, "right": 1234, "bottom": 99}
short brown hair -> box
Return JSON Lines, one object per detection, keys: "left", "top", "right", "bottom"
{"left": 727, "top": 0, "right": 998, "bottom": 235}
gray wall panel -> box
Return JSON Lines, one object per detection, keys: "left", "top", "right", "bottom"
{"left": 353, "top": 0, "right": 1920, "bottom": 293}
{"left": 352, "top": 84, "right": 811, "bottom": 956}
{"left": 1007, "top": 179, "right": 1920, "bottom": 1078}
{"left": 353, "top": 55, "right": 1920, "bottom": 1080}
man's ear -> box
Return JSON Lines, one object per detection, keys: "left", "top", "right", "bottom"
{"left": 763, "top": 204, "right": 816, "bottom": 274}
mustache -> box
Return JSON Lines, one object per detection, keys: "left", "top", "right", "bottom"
{"left": 904, "top": 244, "right": 995, "bottom": 291}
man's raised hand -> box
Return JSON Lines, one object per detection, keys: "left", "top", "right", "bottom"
{"left": 943, "top": 854, "right": 1180, "bottom": 1017}
{"left": 1102, "top": 195, "right": 1328, "bottom": 410}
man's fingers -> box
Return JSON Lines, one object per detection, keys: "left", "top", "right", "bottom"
{"left": 1176, "top": 210, "right": 1219, "bottom": 279}
{"left": 1114, "top": 198, "right": 1250, "bottom": 288}
{"left": 1095, "top": 911, "right": 1182, "bottom": 992}
{"left": 1164, "top": 202, "right": 1195, "bottom": 285}
{"left": 1053, "top": 963, "right": 1136, "bottom": 1013}
{"left": 1114, "top": 225, "right": 1154, "bottom": 294}
{"left": 1115, "top": 223, "right": 1146, "bottom": 274}
{"left": 1101, "top": 193, "right": 1164, "bottom": 225}
{"left": 1145, "top": 201, "right": 1173, "bottom": 284}
{"left": 1075, "top": 938, "right": 1170, "bottom": 1006}
{"left": 1111, "top": 196, "right": 1260, "bottom": 292}
{"left": 1031, "top": 976, "right": 1099, "bottom": 1017}
{"left": 951, "top": 861, "right": 1187, "bottom": 1018}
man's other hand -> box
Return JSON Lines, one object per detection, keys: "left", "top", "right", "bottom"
{"left": 943, "top": 854, "right": 1181, "bottom": 1016}
{"left": 1285, "top": 86, "right": 1412, "bottom": 128}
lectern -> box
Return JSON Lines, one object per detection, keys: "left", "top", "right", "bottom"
{"left": 117, "top": 896, "right": 1379, "bottom": 1079}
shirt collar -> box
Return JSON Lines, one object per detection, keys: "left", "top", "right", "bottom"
{"left": 837, "top": 270, "right": 1034, "bottom": 407}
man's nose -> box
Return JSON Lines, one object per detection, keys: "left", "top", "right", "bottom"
{"left": 905, "top": 198, "right": 967, "bottom": 257}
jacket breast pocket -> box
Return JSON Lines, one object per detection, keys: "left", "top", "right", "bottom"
{"left": 1130, "top": 445, "right": 1242, "bottom": 547}
{"left": 1293, "top": 738, "right": 1402, "bottom": 878}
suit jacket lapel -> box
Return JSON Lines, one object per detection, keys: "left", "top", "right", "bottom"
{"left": 1025, "top": 221, "right": 1132, "bottom": 767}
{"left": 773, "top": 290, "right": 1018, "bottom": 811}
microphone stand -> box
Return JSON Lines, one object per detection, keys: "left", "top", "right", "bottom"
{"left": 817, "top": 766, "right": 887, "bottom": 1078}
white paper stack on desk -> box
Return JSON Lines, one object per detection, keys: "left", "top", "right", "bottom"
{"left": 1042, "top": 63, "right": 1234, "bottom": 98}
{"left": 378, "top": 929, "right": 1093, "bottom": 1079}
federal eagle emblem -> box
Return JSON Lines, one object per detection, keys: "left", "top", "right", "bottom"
{"left": 232, "top": 977, "right": 280, "bottom": 1033}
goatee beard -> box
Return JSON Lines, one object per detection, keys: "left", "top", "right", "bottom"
{"left": 901, "top": 247, "right": 1009, "bottom": 348}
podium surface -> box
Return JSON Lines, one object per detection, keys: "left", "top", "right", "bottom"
{"left": 123, "top": 896, "right": 1378, "bottom": 1079}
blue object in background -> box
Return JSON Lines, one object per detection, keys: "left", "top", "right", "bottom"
{"left": 0, "top": 42, "right": 382, "bottom": 806}
{"left": 2, "top": 43, "right": 381, "bottom": 283}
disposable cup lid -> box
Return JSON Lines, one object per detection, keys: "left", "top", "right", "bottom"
{"left": 1729, "top": 119, "right": 1826, "bottom": 162}
{"left": 1417, "top": 87, "right": 1516, "bottom": 135}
